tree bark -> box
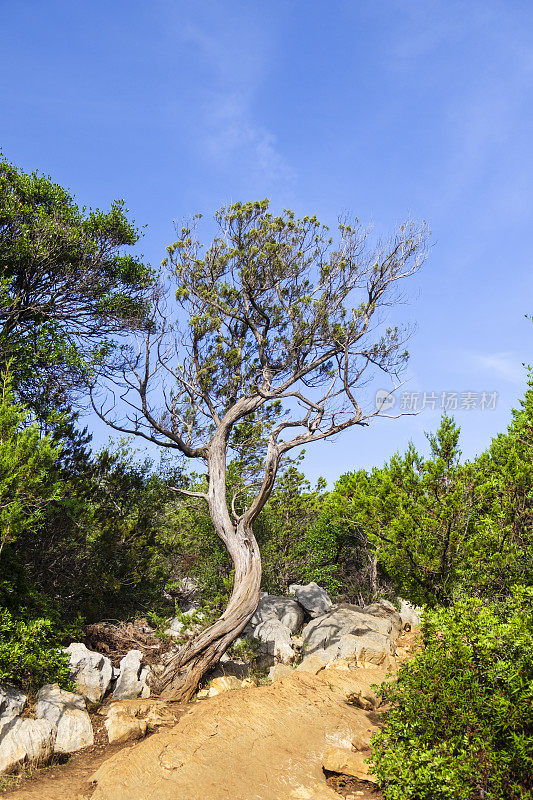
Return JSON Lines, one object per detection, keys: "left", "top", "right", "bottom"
{"left": 156, "top": 428, "right": 267, "bottom": 701}
{"left": 157, "top": 521, "right": 261, "bottom": 701}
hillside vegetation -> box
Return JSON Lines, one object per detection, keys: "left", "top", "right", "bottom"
{"left": 1, "top": 156, "right": 532, "bottom": 798}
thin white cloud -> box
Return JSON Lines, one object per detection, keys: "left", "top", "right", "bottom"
{"left": 179, "top": 19, "right": 295, "bottom": 188}
{"left": 471, "top": 351, "right": 526, "bottom": 385}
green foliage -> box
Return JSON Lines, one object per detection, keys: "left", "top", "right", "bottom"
{"left": 0, "top": 608, "right": 74, "bottom": 694}
{"left": 0, "top": 153, "right": 154, "bottom": 415}
{"left": 0, "top": 379, "right": 63, "bottom": 568}
{"left": 19, "top": 439, "right": 185, "bottom": 621}
{"left": 470, "top": 379, "right": 533, "bottom": 596}
{"left": 371, "top": 587, "right": 533, "bottom": 800}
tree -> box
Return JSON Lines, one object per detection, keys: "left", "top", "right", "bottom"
{"left": 330, "top": 415, "right": 485, "bottom": 607}
{"left": 0, "top": 376, "right": 63, "bottom": 563}
{"left": 0, "top": 154, "right": 154, "bottom": 416}
{"left": 471, "top": 377, "right": 533, "bottom": 595}
{"left": 93, "top": 199, "right": 428, "bottom": 699}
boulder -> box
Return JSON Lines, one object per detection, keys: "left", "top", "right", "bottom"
{"left": 245, "top": 593, "right": 305, "bottom": 635}
{"left": 102, "top": 698, "right": 176, "bottom": 744}
{"left": 207, "top": 653, "right": 250, "bottom": 681}
{"left": 112, "top": 650, "right": 147, "bottom": 700}
{"left": 65, "top": 642, "right": 113, "bottom": 703}
{"left": 35, "top": 684, "right": 93, "bottom": 754}
{"left": 0, "top": 716, "right": 56, "bottom": 774}
{"left": 288, "top": 582, "right": 333, "bottom": 617}
{"left": 0, "top": 684, "right": 26, "bottom": 719}
{"left": 346, "top": 686, "right": 379, "bottom": 711}
{"left": 104, "top": 697, "right": 179, "bottom": 744}
{"left": 301, "top": 606, "right": 395, "bottom": 656}
{"left": 253, "top": 619, "right": 295, "bottom": 664}
{"left": 322, "top": 746, "right": 377, "bottom": 782}
{"left": 139, "top": 666, "right": 151, "bottom": 698}
{"left": 334, "top": 631, "right": 396, "bottom": 664}
{"left": 105, "top": 713, "right": 147, "bottom": 744}
{"left": 398, "top": 597, "right": 422, "bottom": 628}
{"left": 362, "top": 599, "right": 402, "bottom": 638}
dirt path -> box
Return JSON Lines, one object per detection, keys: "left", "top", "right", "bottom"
{"left": 4, "top": 631, "right": 417, "bottom": 800}
{"left": 2, "top": 703, "right": 191, "bottom": 800}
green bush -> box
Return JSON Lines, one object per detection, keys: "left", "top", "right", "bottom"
{"left": 0, "top": 608, "right": 74, "bottom": 694}
{"left": 371, "top": 586, "right": 533, "bottom": 800}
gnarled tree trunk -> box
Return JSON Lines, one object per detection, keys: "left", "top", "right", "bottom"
{"left": 156, "top": 432, "right": 270, "bottom": 701}
{"left": 158, "top": 523, "right": 261, "bottom": 701}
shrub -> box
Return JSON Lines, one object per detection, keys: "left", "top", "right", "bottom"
{"left": 0, "top": 608, "right": 74, "bottom": 694}
{"left": 371, "top": 586, "right": 533, "bottom": 800}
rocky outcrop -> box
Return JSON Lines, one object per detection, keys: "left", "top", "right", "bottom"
{"left": 245, "top": 593, "right": 305, "bottom": 635}
{"left": 65, "top": 643, "right": 113, "bottom": 703}
{"left": 288, "top": 582, "right": 333, "bottom": 617}
{"left": 88, "top": 660, "right": 395, "bottom": 800}
{"left": 301, "top": 605, "right": 396, "bottom": 659}
{"left": 0, "top": 716, "right": 56, "bottom": 774}
{"left": 0, "top": 684, "right": 26, "bottom": 719}
{"left": 35, "top": 684, "right": 93, "bottom": 754}
{"left": 112, "top": 650, "right": 150, "bottom": 700}
{"left": 253, "top": 618, "right": 295, "bottom": 664}
{"left": 103, "top": 698, "right": 178, "bottom": 745}
{"left": 399, "top": 597, "right": 422, "bottom": 628}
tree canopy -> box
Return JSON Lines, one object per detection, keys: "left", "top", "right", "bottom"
{"left": 0, "top": 154, "right": 154, "bottom": 416}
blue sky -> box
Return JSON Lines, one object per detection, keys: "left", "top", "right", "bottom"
{"left": 2, "top": 0, "right": 533, "bottom": 483}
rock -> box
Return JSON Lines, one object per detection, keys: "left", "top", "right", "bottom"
{"left": 301, "top": 606, "right": 395, "bottom": 656}
{"left": 253, "top": 619, "right": 295, "bottom": 664}
{"left": 362, "top": 599, "right": 402, "bottom": 639}
{"left": 0, "top": 683, "right": 27, "bottom": 719}
{"left": 268, "top": 663, "right": 293, "bottom": 681}
{"left": 296, "top": 651, "right": 328, "bottom": 675}
{"left": 103, "top": 698, "right": 177, "bottom": 744}
{"left": 35, "top": 684, "right": 93, "bottom": 754}
{"left": 398, "top": 597, "right": 422, "bottom": 628}
{"left": 0, "top": 716, "right": 56, "bottom": 774}
{"left": 65, "top": 643, "right": 113, "bottom": 703}
{"left": 105, "top": 713, "right": 147, "bottom": 744}
{"left": 207, "top": 655, "right": 250, "bottom": 681}
{"left": 207, "top": 676, "right": 242, "bottom": 697}
{"left": 246, "top": 594, "right": 305, "bottom": 635}
{"left": 165, "top": 617, "right": 184, "bottom": 637}
{"left": 112, "top": 650, "right": 145, "bottom": 700}
{"left": 335, "top": 631, "right": 396, "bottom": 664}
{"left": 322, "top": 746, "right": 377, "bottom": 782}
{"left": 288, "top": 582, "right": 333, "bottom": 618}
{"left": 351, "top": 724, "right": 380, "bottom": 751}
{"left": 139, "top": 667, "right": 151, "bottom": 698}
{"left": 88, "top": 660, "right": 394, "bottom": 800}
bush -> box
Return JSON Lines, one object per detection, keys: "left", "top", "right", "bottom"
{"left": 371, "top": 586, "right": 533, "bottom": 800}
{"left": 0, "top": 608, "right": 74, "bottom": 694}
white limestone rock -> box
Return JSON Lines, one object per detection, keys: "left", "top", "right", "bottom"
{"left": 35, "top": 683, "right": 93, "bottom": 754}
{"left": 246, "top": 594, "right": 305, "bottom": 635}
{"left": 65, "top": 643, "right": 113, "bottom": 703}
{"left": 0, "top": 684, "right": 26, "bottom": 719}
{"left": 253, "top": 619, "right": 295, "bottom": 664}
{"left": 112, "top": 650, "right": 145, "bottom": 700}
{"left": 0, "top": 716, "right": 56, "bottom": 774}
{"left": 301, "top": 606, "right": 394, "bottom": 655}
{"left": 288, "top": 582, "right": 333, "bottom": 618}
